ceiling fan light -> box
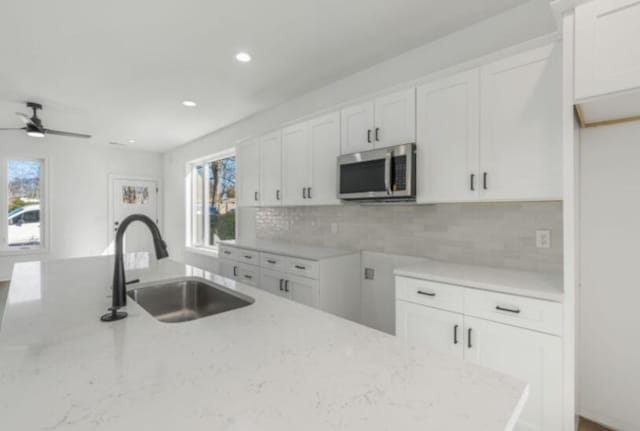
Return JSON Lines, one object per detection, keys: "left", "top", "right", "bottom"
{"left": 26, "top": 129, "right": 45, "bottom": 138}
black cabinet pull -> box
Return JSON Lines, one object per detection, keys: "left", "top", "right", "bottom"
{"left": 279, "top": 279, "right": 284, "bottom": 291}
{"left": 244, "top": 274, "right": 253, "bottom": 280}
{"left": 302, "top": 188, "right": 307, "bottom": 199}
{"left": 267, "top": 259, "right": 277, "bottom": 264}
{"left": 284, "top": 280, "right": 290, "bottom": 292}
{"left": 254, "top": 191, "right": 258, "bottom": 201}
{"left": 295, "top": 265, "right": 306, "bottom": 270}
{"left": 417, "top": 290, "right": 435, "bottom": 297}
{"left": 367, "top": 129, "right": 372, "bottom": 143}
{"left": 467, "top": 328, "right": 473, "bottom": 349}
{"left": 496, "top": 305, "right": 521, "bottom": 314}
{"left": 375, "top": 127, "right": 380, "bottom": 142}
{"left": 244, "top": 255, "right": 252, "bottom": 260}
{"left": 483, "top": 172, "right": 488, "bottom": 190}
{"left": 470, "top": 173, "right": 475, "bottom": 191}
{"left": 223, "top": 250, "right": 231, "bottom": 255}
{"left": 233, "top": 266, "right": 238, "bottom": 277}
{"left": 307, "top": 187, "right": 312, "bottom": 199}
{"left": 454, "top": 324, "right": 459, "bottom": 345}
{"left": 276, "top": 189, "right": 280, "bottom": 200}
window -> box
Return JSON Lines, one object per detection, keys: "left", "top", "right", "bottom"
{"left": 188, "top": 151, "right": 236, "bottom": 250}
{"left": 2, "top": 158, "right": 45, "bottom": 251}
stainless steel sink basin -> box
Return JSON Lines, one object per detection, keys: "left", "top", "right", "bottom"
{"left": 127, "top": 277, "right": 254, "bottom": 323}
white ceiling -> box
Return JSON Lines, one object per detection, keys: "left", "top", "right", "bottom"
{"left": 0, "top": 0, "right": 530, "bottom": 152}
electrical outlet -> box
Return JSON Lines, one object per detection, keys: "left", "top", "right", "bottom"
{"left": 330, "top": 223, "right": 339, "bottom": 234}
{"left": 536, "top": 230, "right": 551, "bottom": 249}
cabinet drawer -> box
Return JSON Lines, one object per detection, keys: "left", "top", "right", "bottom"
{"left": 261, "top": 252, "right": 289, "bottom": 272}
{"left": 463, "top": 289, "right": 562, "bottom": 335}
{"left": 286, "top": 257, "right": 319, "bottom": 279}
{"left": 395, "top": 277, "right": 463, "bottom": 313}
{"left": 238, "top": 264, "right": 259, "bottom": 287}
{"left": 237, "top": 248, "right": 260, "bottom": 265}
{"left": 219, "top": 245, "right": 238, "bottom": 260}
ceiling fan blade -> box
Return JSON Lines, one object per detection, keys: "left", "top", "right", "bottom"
{"left": 0, "top": 127, "right": 26, "bottom": 131}
{"left": 15, "top": 112, "right": 33, "bottom": 125}
{"left": 44, "top": 129, "right": 92, "bottom": 139}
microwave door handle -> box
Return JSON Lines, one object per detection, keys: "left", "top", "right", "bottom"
{"left": 384, "top": 151, "right": 392, "bottom": 195}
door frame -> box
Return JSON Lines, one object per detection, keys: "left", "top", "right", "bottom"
{"left": 107, "top": 175, "right": 162, "bottom": 245}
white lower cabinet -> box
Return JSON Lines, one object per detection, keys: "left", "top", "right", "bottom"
{"left": 260, "top": 269, "right": 289, "bottom": 299}
{"left": 396, "top": 276, "right": 562, "bottom": 431}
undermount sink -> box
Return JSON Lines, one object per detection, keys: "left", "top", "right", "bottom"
{"left": 127, "top": 277, "right": 254, "bottom": 323}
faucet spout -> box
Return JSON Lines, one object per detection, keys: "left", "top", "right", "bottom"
{"left": 101, "top": 214, "right": 169, "bottom": 322}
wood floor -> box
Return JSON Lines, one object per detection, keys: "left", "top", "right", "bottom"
{"left": 579, "top": 416, "right": 615, "bottom": 431}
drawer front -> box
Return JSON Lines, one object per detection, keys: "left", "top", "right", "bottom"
{"left": 237, "top": 248, "right": 260, "bottom": 265}
{"left": 395, "top": 276, "right": 464, "bottom": 313}
{"left": 286, "top": 257, "right": 319, "bottom": 279}
{"left": 219, "top": 245, "right": 238, "bottom": 261}
{"left": 261, "top": 252, "right": 289, "bottom": 272}
{"left": 463, "top": 289, "right": 562, "bottom": 335}
{"left": 238, "top": 264, "right": 259, "bottom": 287}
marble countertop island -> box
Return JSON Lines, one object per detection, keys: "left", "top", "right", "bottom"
{"left": 0, "top": 256, "right": 527, "bottom": 430}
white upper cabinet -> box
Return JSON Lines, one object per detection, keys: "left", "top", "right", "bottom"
{"left": 259, "top": 131, "right": 283, "bottom": 207}
{"left": 308, "top": 112, "right": 341, "bottom": 205}
{"left": 340, "top": 102, "right": 375, "bottom": 154}
{"left": 479, "top": 44, "right": 562, "bottom": 201}
{"left": 282, "top": 112, "right": 341, "bottom": 206}
{"left": 416, "top": 70, "right": 480, "bottom": 203}
{"left": 373, "top": 88, "right": 416, "bottom": 148}
{"left": 236, "top": 138, "right": 261, "bottom": 207}
{"left": 340, "top": 89, "right": 416, "bottom": 154}
{"left": 464, "top": 316, "right": 562, "bottom": 431}
{"left": 282, "top": 122, "right": 311, "bottom": 206}
{"left": 575, "top": 0, "right": 640, "bottom": 100}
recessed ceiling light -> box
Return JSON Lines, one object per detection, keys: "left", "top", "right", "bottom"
{"left": 182, "top": 100, "right": 197, "bottom": 107}
{"left": 128, "top": 139, "right": 136, "bottom": 144}
{"left": 235, "top": 52, "right": 252, "bottom": 63}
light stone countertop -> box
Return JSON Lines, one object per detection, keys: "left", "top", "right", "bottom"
{"left": 0, "top": 256, "right": 527, "bottom": 430}
{"left": 219, "top": 239, "right": 357, "bottom": 260}
{"left": 395, "top": 259, "right": 563, "bottom": 302}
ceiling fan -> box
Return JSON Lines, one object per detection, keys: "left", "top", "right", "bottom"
{"left": 0, "top": 102, "right": 91, "bottom": 139}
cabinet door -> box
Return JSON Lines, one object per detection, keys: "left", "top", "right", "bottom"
{"left": 575, "top": 0, "right": 640, "bottom": 100}
{"left": 259, "top": 131, "right": 283, "bottom": 207}
{"left": 236, "top": 138, "right": 261, "bottom": 207}
{"left": 285, "top": 274, "right": 319, "bottom": 308}
{"left": 308, "top": 112, "right": 341, "bottom": 205}
{"left": 282, "top": 122, "right": 311, "bottom": 206}
{"left": 479, "top": 44, "right": 562, "bottom": 201}
{"left": 219, "top": 258, "right": 239, "bottom": 280}
{"left": 260, "top": 269, "right": 288, "bottom": 298}
{"left": 464, "top": 316, "right": 562, "bottom": 431}
{"left": 416, "top": 70, "right": 479, "bottom": 203}
{"left": 373, "top": 89, "right": 416, "bottom": 149}
{"left": 340, "top": 102, "right": 375, "bottom": 154}
{"left": 396, "top": 300, "right": 464, "bottom": 360}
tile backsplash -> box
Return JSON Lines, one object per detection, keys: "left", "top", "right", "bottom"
{"left": 256, "top": 202, "right": 563, "bottom": 273}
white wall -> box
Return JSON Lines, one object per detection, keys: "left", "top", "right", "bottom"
{"left": 0, "top": 134, "right": 163, "bottom": 280}
{"left": 163, "top": 0, "right": 558, "bottom": 264}
{"left": 579, "top": 121, "right": 640, "bottom": 431}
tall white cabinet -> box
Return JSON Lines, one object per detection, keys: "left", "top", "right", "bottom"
{"left": 236, "top": 138, "right": 261, "bottom": 207}
{"left": 416, "top": 44, "right": 562, "bottom": 203}
{"left": 260, "top": 131, "right": 283, "bottom": 207}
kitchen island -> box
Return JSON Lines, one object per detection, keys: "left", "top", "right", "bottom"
{"left": 0, "top": 256, "right": 527, "bottom": 430}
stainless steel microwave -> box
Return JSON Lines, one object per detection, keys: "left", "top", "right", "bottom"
{"left": 337, "top": 143, "right": 416, "bottom": 201}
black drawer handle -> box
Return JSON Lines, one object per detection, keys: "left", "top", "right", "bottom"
{"left": 470, "top": 173, "right": 475, "bottom": 191}
{"left": 483, "top": 172, "right": 488, "bottom": 190}
{"left": 496, "top": 305, "right": 521, "bottom": 314}
{"left": 467, "top": 328, "right": 473, "bottom": 349}
{"left": 267, "top": 259, "right": 277, "bottom": 264}
{"left": 244, "top": 274, "right": 253, "bottom": 280}
{"left": 233, "top": 266, "right": 238, "bottom": 277}
{"left": 279, "top": 279, "right": 284, "bottom": 291}
{"left": 453, "top": 324, "right": 459, "bottom": 345}
{"left": 294, "top": 265, "right": 306, "bottom": 270}
{"left": 284, "top": 280, "right": 290, "bottom": 292}
{"left": 244, "top": 255, "right": 253, "bottom": 260}
{"left": 417, "top": 290, "right": 436, "bottom": 297}
{"left": 223, "top": 250, "right": 231, "bottom": 255}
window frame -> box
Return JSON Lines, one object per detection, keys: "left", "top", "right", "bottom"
{"left": 185, "top": 149, "right": 237, "bottom": 255}
{"left": 0, "top": 156, "right": 48, "bottom": 255}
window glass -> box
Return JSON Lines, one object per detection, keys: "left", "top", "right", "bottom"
{"left": 192, "top": 164, "right": 204, "bottom": 247}
{"left": 7, "top": 159, "right": 42, "bottom": 247}
{"left": 207, "top": 156, "right": 236, "bottom": 244}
